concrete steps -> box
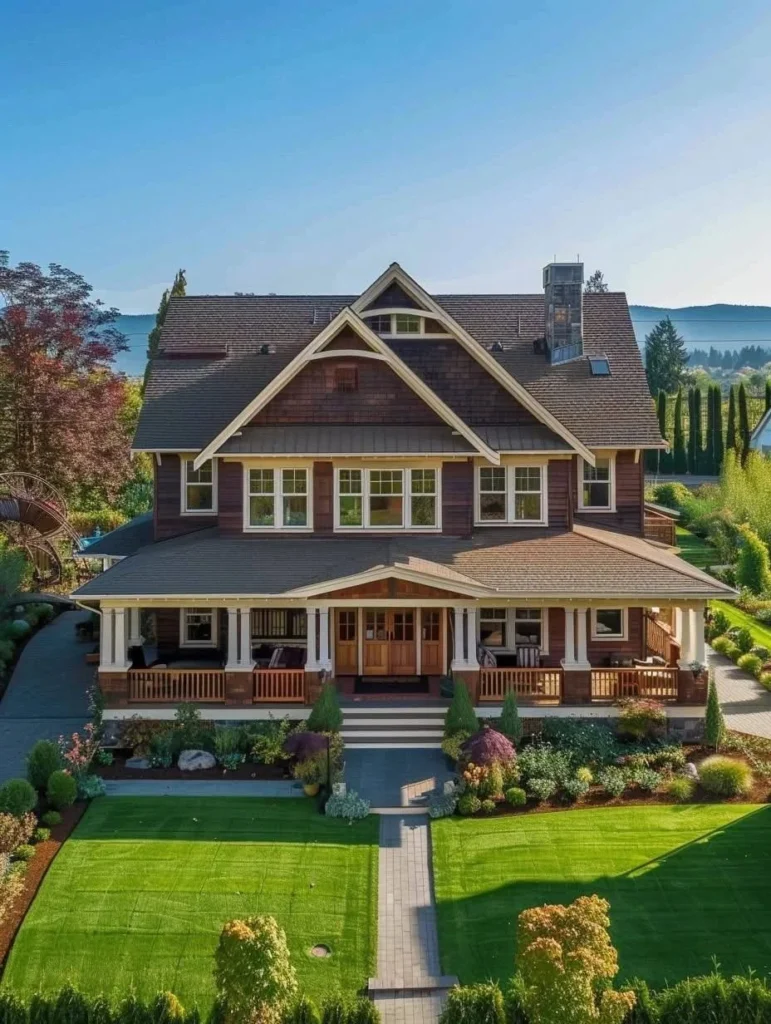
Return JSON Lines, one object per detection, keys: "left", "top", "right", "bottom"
{"left": 342, "top": 705, "right": 446, "bottom": 748}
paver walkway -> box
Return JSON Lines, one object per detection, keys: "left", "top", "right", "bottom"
{"left": 369, "top": 815, "right": 456, "bottom": 1023}
{"left": 0, "top": 610, "right": 92, "bottom": 782}
{"left": 712, "top": 648, "right": 771, "bottom": 739}
{"left": 346, "top": 748, "right": 453, "bottom": 808}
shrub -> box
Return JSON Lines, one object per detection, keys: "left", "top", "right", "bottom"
{"left": 95, "top": 748, "right": 114, "bottom": 766}
{"left": 517, "top": 895, "right": 636, "bottom": 1024}
{"left": 752, "top": 644, "right": 770, "bottom": 661}
{"left": 148, "top": 731, "right": 175, "bottom": 769}
{"left": 306, "top": 682, "right": 343, "bottom": 733}
{"left": 293, "top": 754, "right": 326, "bottom": 787}
{"left": 478, "top": 761, "right": 505, "bottom": 800}
{"left": 440, "top": 733, "right": 468, "bottom": 764}
{"left": 33, "top": 826, "right": 50, "bottom": 843}
{"left": 251, "top": 718, "right": 292, "bottom": 764}
{"left": 499, "top": 690, "right": 522, "bottom": 744}
{"left": 77, "top": 774, "right": 106, "bottom": 800}
{"left": 562, "top": 777, "right": 590, "bottom": 802}
{"left": 575, "top": 766, "right": 593, "bottom": 785}
{"left": 650, "top": 970, "right": 771, "bottom": 1024}
{"left": 0, "top": 812, "right": 36, "bottom": 853}
{"left": 710, "top": 634, "right": 734, "bottom": 656}
{"left": 283, "top": 730, "right": 328, "bottom": 762}
{"left": 214, "top": 914, "right": 297, "bottom": 1023}
{"left": 517, "top": 743, "right": 574, "bottom": 784}
{"left": 734, "top": 627, "right": 754, "bottom": 655}
{"left": 736, "top": 523, "right": 771, "bottom": 594}
{"left": 480, "top": 798, "right": 497, "bottom": 814}
{"left": 12, "top": 843, "right": 35, "bottom": 862}
{"left": 722, "top": 641, "right": 741, "bottom": 661}
{"left": 173, "top": 703, "right": 212, "bottom": 752}
{"left": 527, "top": 777, "right": 557, "bottom": 802}
{"left": 707, "top": 608, "right": 730, "bottom": 640}
{"left": 46, "top": 770, "right": 77, "bottom": 809}
{"left": 0, "top": 992, "right": 27, "bottom": 1024}
{"left": 319, "top": 997, "right": 348, "bottom": 1024}
{"left": 704, "top": 675, "right": 725, "bottom": 752}
{"left": 457, "top": 793, "right": 482, "bottom": 816}
{"left": 428, "top": 791, "right": 458, "bottom": 819}
{"left": 760, "top": 672, "right": 771, "bottom": 691}
{"left": 444, "top": 681, "right": 479, "bottom": 737}
{"left": 756, "top": 607, "right": 771, "bottom": 625}
{"left": 0, "top": 778, "right": 37, "bottom": 817}
{"left": 463, "top": 727, "right": 516, "bottom": 768}
{"left": 597, "top": 766, "right": 628, "bottom": 798}
{"left": 324, "top": 790, "right": 370, "bottom": 822}
{"left": 347, "top": 997, "right": 380, "bottom": 1024}
{"left": 505, "top": 786, "right": 527, "bottom": 807}
{"left": 0, "top": 868, "right": 26, "bottom": 926}
{"left": 439, "top": 982, "right": 505, "bottom": 1024}
{"left": 41, "top": 810, "right": 61, "bottom": 827}
{"left": 26, "top": 740, "right": 63, "bottom": 790}
{"left": 285, "top": 995, "right": 322, "bottom": 1024}
{"left": 630, "top": 767, "right": 662, "bottom": 792}
{"left": 665, "top": 776, "right": 696, "bottom": 802}
{"left": 737, "top": 653, "right": 763, "bottom": 678}
{"left": 651, "top": 481, "right": 691, "bottom": 511}
{"left": 699, "top": 755, "right": 753, "bottom": 796}
{"left": 541, "top": 719, "right": 618, "bottom": 767}
{"left": 616, "top": 698, "right": 666, "bottom": 740}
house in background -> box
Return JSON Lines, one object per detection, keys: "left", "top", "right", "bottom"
{"left": 75, "top": 262, "right": 734, "bottom": 742}
{"left": 750, "top": 407, "right": 771, "bottom": 455}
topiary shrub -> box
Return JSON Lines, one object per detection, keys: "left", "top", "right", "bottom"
{"left": 440, "top": 982, "right": 505, "bottom": 1024}
{"left": 699, "top": 755, "right": 753, "bottom": 797}
{"left": 444, "top": 681, "right": 479, "bottom": 737}
{"left": 737, "top": 653, "right": 763, "bottom": 678}
{"left": 457, "top": 793, "right": 481, "bottom": 816}
{"left": 505, "top": 786, "right": 527, "bottom": 808}
{"left": 498, "top": 690, "right": 522, "bottom": 744}
{"left": 306, "top": 682, "right": 343, "bottom": 733}
{"left": 26, "top": 740, "right": 63, "bottom": 790}
{"left": 665, "top": 776, "right": 696, "bottom": 802}
{"left": 0, "top": 778, "right": 37, "bottom": 817}
{"left": 704, "top": 675, "right": 725, "bottom": 751}
{"left": 41, "top": 810, "right": 61, "bottom": 827}
{"left": 214, "top": 914, "right": 297, "bottom": 1023}
{"left": 527, "top": 777, "right": 557, "bottom": 803}
{"left": 46, "top": 769, "right": 77, "bottom": 810}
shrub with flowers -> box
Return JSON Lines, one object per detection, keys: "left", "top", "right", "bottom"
{"left": 58, "top": 723, "right": 100, "bottom": 780}
{"left": 461, "top": 762, "right": 489, "bottom": 794}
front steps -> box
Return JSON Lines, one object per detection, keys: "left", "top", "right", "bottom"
{"left": 342, "top": 705, "right": 446, "bottom": 748}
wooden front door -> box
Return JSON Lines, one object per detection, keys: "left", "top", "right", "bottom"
{"left": 421, "top": 609, "right": 444, "bottom": 675}
{"left": 335, "top": 610, "right": 358, "bottom": 674}
{"left": 362, "top": 609, "right": 417, "bottom": 675}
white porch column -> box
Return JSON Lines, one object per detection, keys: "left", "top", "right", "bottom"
{"left": 679, "top": 605, "right": 694, "bottom": 667}
{"left": 100, "top": 608, "right": 115, "bottom": 670}
{"left": 693, "top": 603, "right": 706, "bottom": 665}
{"left": 305, "top": 607, "right": 320, "bottom": 671}
{"left": 225, "top": 607, "right": 240, "bottom": 670}
{"left": 465, "top": 606, "right": 477, "bottom": 666}
{"left": 113, "top": 607, "right": 130, "bottom": 670}
{"left": 451, "top": 606, "right": 466, "bottom": 670}
{"left": 127, "top": 607, "right": 142, "bottom": 647}
{"left": 575, "top": 606, "right": 589, "bottom": 668}
{"left": 561, "top": 607, "right": 576, "bottom": 669}
{"left": 238, "top": 608, "right": 253, "bottom": 669}
{"left": 673, "top": 607, "right": 683, "bottom": 645}
{"left": 318, "top": 607, "right": 331, "bottom": 670}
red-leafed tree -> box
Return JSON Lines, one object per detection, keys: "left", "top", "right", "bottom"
{"left": 0, "top": 251, "right": 130, "bottom": 499}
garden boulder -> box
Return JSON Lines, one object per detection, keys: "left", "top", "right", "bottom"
{"left": 683, "top": 762, "right": 699, "bottom": 781}
{"left": 178, "top": 749, "right": 216, "bottom": 771}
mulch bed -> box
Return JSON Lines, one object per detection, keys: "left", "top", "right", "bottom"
{"left": 0, "top": 801, "right": 87, "bottom": 971}
{"left": 96, "top": 755, "right": 290, "bottom": 782}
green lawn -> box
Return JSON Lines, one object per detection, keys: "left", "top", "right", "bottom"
{"left": 676, "top": 526, "right": 715, "bottom": 570}
{"left": 2, "top": 798, "right": 378, "bottom": 1011}
{"left": 433, "top": 805, "right": 771, "bottom": 989}
{"left": 714, "top": 600, "right": 771, "bottom": 650}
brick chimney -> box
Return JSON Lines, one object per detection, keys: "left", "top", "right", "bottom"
{"left": 543, "top": 262, "right": 584, "bottom": 364}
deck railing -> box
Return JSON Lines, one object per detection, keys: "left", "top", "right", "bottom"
{"left": 254, "top": 669, "right": 306, "bottom": 703}
{"left": 590, "top": 666, "right": 679, "bottom": 702}
{"left": 645, "top": 615, "right": 677, "bottom": 665}
{"left": 479, "top": 667, "right": 562, "bottom": 703}
{"left": 128, "top": 668, "right": 225, "bottom": 703}
{"left": 644, "top": 514, "right": 677, "bottom": 546}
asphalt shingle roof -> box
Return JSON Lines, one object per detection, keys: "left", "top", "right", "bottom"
{"left": 76, "top": 512, "right": 154, "bottom": 558}
{"left": 218, "top": 425, "right": 476, "bottom": 455}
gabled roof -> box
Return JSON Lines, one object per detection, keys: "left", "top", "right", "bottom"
{"left": 751, "top": 406, "right": 771, "bottom": 443}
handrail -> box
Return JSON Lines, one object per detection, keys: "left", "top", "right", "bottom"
{"left": 479, "top": 667, "right": 562, "bottom": 703}
{"left": 591, "top": 666, "right": 678, "bottom": 701}
{"left": 128, "top": 668, "right": 225, "bottom": 703}
{"left": 254, "top": 669, "right": 306, "bottom": 703}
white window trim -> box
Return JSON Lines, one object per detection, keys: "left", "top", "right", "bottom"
{"left": 474, "top": 463, "right": 548, "bottom": 527}
{"left": 578, "top": 454, "right": 616, "bottom": 513}
{"left": 478, "top": 606, "right": 550, "bottom": 655}
{"left": 590, "top": 607, "right": 628, "bottom": 642}
{"left": 180, "top": 457, "right": 218, "bottom": 516}
{"left": 333, "top": 467, "right": 442, "bottom": 532}
{"left": 180, "top": 608, "right": 218, "bottom": 648}
{"left": 243, "top": 466, "right": 313, "bottom": 532}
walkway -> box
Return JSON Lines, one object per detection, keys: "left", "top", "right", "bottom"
{"left": 711, "top": 649, "right": 771, "bottom": 739}
{"left": 0, "top": 610, "right": 92, "bottom": 782}
{"left": 345, "top": 749, "right": 453, "bottom": 809}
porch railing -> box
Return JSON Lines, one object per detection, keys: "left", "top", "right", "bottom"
{"left": 253, "top": 669, "right": 306, "bottom": 703}
{"left": 644, "top": 513, "right": 677, "bottom": 546}
{"left": 479, "top": 667, "right": 562, "bottom": 703}
{"left": 591, "top": 667, "right": 679, "bottom": 702}
{"left": 128, "top": 668, "right": 225, "bottom": 703}
{"left": 645, "top": 615, "right": 678, "bottom": 666}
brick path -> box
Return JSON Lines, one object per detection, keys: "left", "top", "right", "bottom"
{"left": 712, "top": 649, "right": 771, "bottom": 739}
{"left": 369, "top": 815, "right": 456, "bottom": 1023}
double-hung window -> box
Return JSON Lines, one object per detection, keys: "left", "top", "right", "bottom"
{"left": 479, "top": 608, "right": 547, "bottom": 651}
{"left": 181, "top": 608, "right": 217, "bottom": 647}
{"left": 476, "top": 464, "right": 546, "bottom": 525}
{"left": 579, "top": 456, "right": 614, "bottom": 511}
{"left": 182, "top": 458, "right": 216, "bottom": 514}
{"left": 479, "top": 608, "right": 507, "bottom": 648}
{"left": 591, "top": 608, "right": 627, "bottom": 640}
{"left": 335, "top": 468, "right": 440, "bottom": 530}
{"left": 246, "top": 468, "right": 310, "bottom": 530}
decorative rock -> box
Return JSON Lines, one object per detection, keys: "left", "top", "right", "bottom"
{"left": 683, "top": 762, "right": 699, "bottom": 781}
{"left": 126, "top": 757, "right": 150, "bottom": 770}
{"left": 178, "top": 749, "right": 216, "bottom": 772}
{"left": 443, "top": 780, "right": 457, "bottom": 796}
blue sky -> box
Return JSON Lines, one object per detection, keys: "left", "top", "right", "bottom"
{"left": 2, "top": 0, "right": 771, "bottom": 311}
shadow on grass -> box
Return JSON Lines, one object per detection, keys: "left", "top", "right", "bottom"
{"left": 435, "top": 805, "right": 771, "bottom": 991}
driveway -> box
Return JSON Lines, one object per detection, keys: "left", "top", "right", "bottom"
{"left": 0, "top": 610, "right": 93, "bottom": 782}
{"left": 711, "top": 648, "right": 771, "bottom": 740}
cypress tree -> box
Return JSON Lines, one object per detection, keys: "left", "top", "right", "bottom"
{"left": 766, "top": 378, "right": 771, "bottom": 413}
{"left": 673, "top": 389, "right": 687, "bottom": 473}
{"left": 693, "top": 385, "right": 703, "bottom": 472}
{"left": 657, "top": 391, "right": 672, "bottom": 473}
{"left": 704, "top": 675, "right": 725, "bottom": 751}
{"left": 687, "top": 388, "right": 696, "bottom": 474}
{"left": 726, "top": 386, "right": 737, "bottom": 452}
{"left": 738, "top": 381, "right": 751, "bottom": 463}
{"left": 713, "top": 385, "right": 724, "bottom": 474}
{"left": 705, "top": 385, "right": 715, "bottom": 475}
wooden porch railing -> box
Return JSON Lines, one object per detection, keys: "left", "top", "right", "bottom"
{"left": 479, "top": 667, "right": 562, "bottom": 703}
{"left": 645, "top": 614, "right": 677, "bottom": 666}
{"left": 128, "top": 668, "right": 225, "bottom": 703}
{"left": 591, "top": 667, "right": 679, "bottom": 702}
{"left": 254, "top": 669, "right": 306, "bottom": 703}
{"left": 644, "top": 513, "right": 677, "bottom": 546}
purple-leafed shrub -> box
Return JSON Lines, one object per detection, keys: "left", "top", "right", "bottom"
{"left": 462, "top": 725, "right": 516, "bottom": 766}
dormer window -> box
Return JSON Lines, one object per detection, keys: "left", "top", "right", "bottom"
{"left": 363, "top": 313, "right": 448, "bottom": 336}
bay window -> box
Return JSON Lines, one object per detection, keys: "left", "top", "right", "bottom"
{"left": 335, "top": 467, "right": 440, "bottom": 530}
{"left": 476, "top": 464, "right": 546, "bottom": 525}
{"left": 245, "top": 468, "right": 310, "bottom": 530}
{"left": 580, "top": 456, "right": 614, "bottom": 511}
{"left": 182, "top": 458, "right": 216, "bottom": 514}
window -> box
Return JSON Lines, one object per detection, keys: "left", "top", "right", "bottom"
{"left": 514, "top": 608, "right": 542, "bottom": 647}
{"left": 335, "top": 467, "right": 441, "bottom": 530}
{"left": 181, "top": 608, "right": 217, "bottom": 647}
{"left": 480, "top": 608, "right": 507, "bottom": 648}
{"left": 252, "top": 609, "right": 307, "bottom": 640}
{"left": 588, "top": 356, "right": 611, "bottom": 376}
{"left": 395, "top": 313, "right": 421, "bottom": 333}
{"left": 365, "top": 315, "right": 391, "bottom": 333}
{"left": 364, "top": 314, "right": 424, "bottom": 334}
{"left": 338, "top": 610, "right": 356, "bottom": 642}
{"left": 580, "top": 456, "right": 614, "bottom": 511}
{"left": 332, "top": 365, "right": 358, "bottom": 392}
{"left": 476, "top": 464, "right": 546, "bottom": 525}
{"left": 182, "top": 458, "right": 216, "bottom": 514}
{"left": 591, "top": 608, "right": 627, "bottom": 640}
{"left": 246, "top": 468, "right": 310, "bottom": 530}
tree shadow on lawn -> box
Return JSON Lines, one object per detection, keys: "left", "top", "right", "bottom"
{"left": 435, "top": 805, "right": 771, "bottom": 990}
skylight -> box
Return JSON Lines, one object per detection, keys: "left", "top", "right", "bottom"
{"left": 588, "top": 356, "right": 611, "bottom": 376}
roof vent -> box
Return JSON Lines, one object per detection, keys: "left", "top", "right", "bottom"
{"left": 543, "top": 262, "right": 583, "bottom": 364}
{"left": 490, "top": 341, "right": 504, "bottom": 353}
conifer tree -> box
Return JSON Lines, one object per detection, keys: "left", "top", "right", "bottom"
{"left": 144, "top": 269, "right": 187, "bottom": 385}
{"left": 704, "top": 674, "right": 725, "bottom": 752}
{"left": 713, "top": 385, "right": 724, "bottom": 473}
{"left": 657, "top": 391, "right": 672, "bottom": 473}
{"left": 693, "top": 386, "right": 703, "bottom": 472}
{"left": 726, "top": 386, "right": 737, "bottom": 452}
{"left": 738, "top": 381, "right": 751, "bottom": 463}
{"left": 687, "top": 388, "right": 697, "bottom": 474}
{"left": 705, "top": 385, "right": 715, "bottom": 475}
{"left": 672, "top": 389, "right": 687, "bottom": 473}
{"left": 644, "top": 318, "right": 688, "bottom": 397}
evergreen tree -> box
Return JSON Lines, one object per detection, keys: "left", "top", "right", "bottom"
{"left": 736, "top": 524, "right": 771, "bottom": 594}
{"left": 584, "top": 270, "right": 608, "bottom": 293}
{"left": 713, "top": 384, "right": 724, "bottom": 473}
{"left": 499, "top": 691, "right": 522, "bottom": 744}
{"left": 144, "top": 269, "right": 187, "bottom": 385}
{"left": 704, "top": 385, "right": 715, "bottom": 475}
{"left": 726, "top": 386, "right": 737, "bottom": 452}
{"left": 704, "top": 675, "right": 725, "bottom": 752}
{"left": 694, "top": 386, "right": 703, "bottom": 472}
{"left": 687, "top": 388, "right": 697, "bottom": 474}
{"left": 444, "top": 681, "right": 479, "bottom": 736}
{"left": 644, "top": 318, "right": 689, "bottom": 397}
{"left": 657, "top": 391, "right": 672, "bottom": 473}
{"left": 738, "top": 381, "right": 751, "bottom": 463}
{"left": 766, "top": 379, "right": 771, "bottom": 413}
{"left": 672, "top": 389, "right": 687, "bottom": 473}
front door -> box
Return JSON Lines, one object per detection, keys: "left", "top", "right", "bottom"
{"left": 362, "top": 609, "right": 417, "bottom": 675}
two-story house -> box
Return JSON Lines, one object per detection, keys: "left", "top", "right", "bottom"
{"left": 75, "top": 262, "right": 732, "bottom": 730}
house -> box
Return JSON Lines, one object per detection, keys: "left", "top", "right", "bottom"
{"left": 74, "top": 262, "right": 733, "bottom": 734}
{"left": 750, "top": 407, "right": 771, "bottom": 455}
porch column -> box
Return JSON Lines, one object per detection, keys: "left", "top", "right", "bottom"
{"left": 693, "top": 603, "right": 706, "bottom": 665}
{"left": 678, "top": 605, "right": 694, "bottom": 667}
{"left": 225, "top": 607, "right": 240, "bottom": 670}
{"left": 561, "top": 607, "right": 576, "bottom": 668}
{"left": 673, "top": 607, "right": 683, "bottom": 645}
{"left": 465, "top": 607, "right": 478, "bottom": 666}
{"left": 451, "top": 606, "right": 466, "bottom": 670}
{"left": 100, "top": 607, "right": 114, "bottom": 670}
{"left": 113, "top": 608, "right": 130, "bottom": 670}
{"left": 305, "top": 606, "right": 320, "bottom": 671}
{"left": 238, "top": 608, "right": 253, "bottom": 669}
{"left": 318, "top": 607, "right": 331, "bottom": 671}
{"left": 575, "top": 606, "right": 589, "bottom": 668}
{"left": 127, "top": 607, "right": 142, "bottom": 647}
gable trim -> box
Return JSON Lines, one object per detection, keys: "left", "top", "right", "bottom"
{"left": 193, "top": 307, "right": 500, "bottom": 469}
{"left": 751, "top": 407, "right": 771, "bottom": 443}
{"left": 353, "top": 263, "right": 596, "bottom": 465}
{"left": 285, "top": 563, "right": 491, "bottom": 599}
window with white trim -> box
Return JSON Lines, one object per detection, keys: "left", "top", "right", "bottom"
{"left": 476, "top": 464, "right": 546, "bottom": 525}
{"left": 591, "top": 608, "right": 627, "bottom": 640}
{"left": 478, "top": 607, "right": 548, "bottom": 652}
{"left": 514, "top": 608, "right": 543, "bottom": 647}
{"left": 479, "top": 608, "right": 507, "bottom": 648}
{"left": 246, "top": 468, "right": 310, "bottom": 530}
{"left": 335, "top": 468, "right": 441, "bottom": 530}
{"left": 580, "top": 456, "right": 614, "bottom": 510}
{"left": 181, "top": 608, "right": 217, "bottom": 647}
{"left": 364, "top": 313, "right": 424, "bottom": 335}
{"left": 182, "top": 458, "right": 216, "bottom": 514}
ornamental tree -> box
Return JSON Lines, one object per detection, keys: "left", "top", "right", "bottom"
{"left": 516, "top": 895, "right": 635, "bottom": 1024}
{"left": 214, "top": 914, "right": 297, "bottom": 1024}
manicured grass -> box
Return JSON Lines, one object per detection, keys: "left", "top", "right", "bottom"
{"left": 433, "top": 805, "right": 771, "bottom": 989}
{"left": 714, "top": 600, "right": 771, "bottom": 650}
{"left": 676, "top": 526, "right": 715, "bottom": 570}
{"left": 2, "top": 798, "right": 378, "bottom": 1011}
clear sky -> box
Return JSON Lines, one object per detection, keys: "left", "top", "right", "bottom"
{"left": 3, "top": 0, "right": 771, "bottom": 312}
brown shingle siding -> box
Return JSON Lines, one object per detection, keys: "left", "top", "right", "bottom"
{"left": 154, "top": 454, "right": 216, "bottom": 541}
